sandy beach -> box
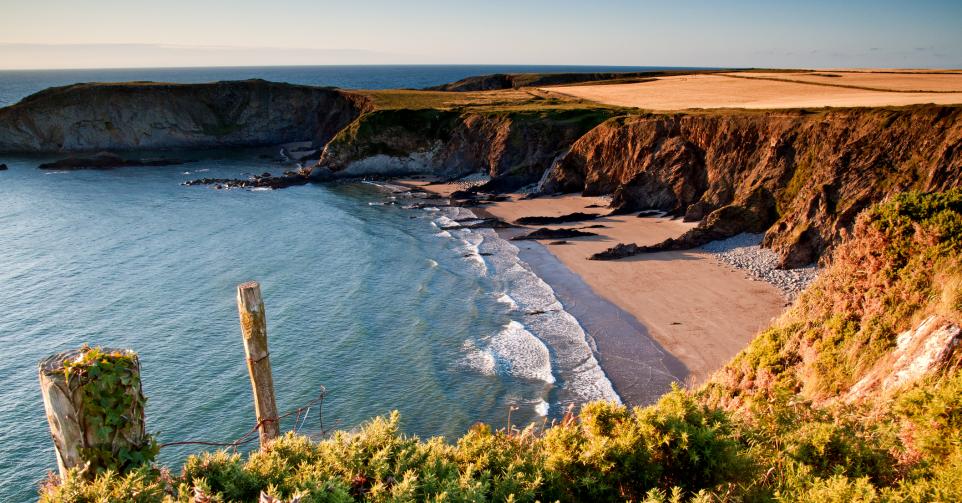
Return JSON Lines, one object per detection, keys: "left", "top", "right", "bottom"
{"left": 403, "top": 180, "right": 787, "bottom": 387}
{"left": 543, "top": 71, "right": 962, "bottom": 110}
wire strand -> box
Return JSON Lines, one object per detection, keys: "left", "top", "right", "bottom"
{"left": 158, "top": 389, "right": 327, "bottom": 449}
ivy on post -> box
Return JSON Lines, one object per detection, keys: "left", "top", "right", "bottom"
{"left": 237, "top": 281, "right": 280, "bottom": 449}
{"left": 38, "top": 346, "right": 157, "bottom": 479}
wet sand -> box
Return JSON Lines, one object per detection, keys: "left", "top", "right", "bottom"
{"left": 516, "top": 241, "right": 686, "bottom": 405}
{"left": 401, "top": 181, "right": 787, "bottom": 388}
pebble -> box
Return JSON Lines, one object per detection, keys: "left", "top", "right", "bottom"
{"left": 699, "top": 233, "right": 818, "bottom": 300}
{"left": 451, "top": 173, "right": 491, "bottom": 190}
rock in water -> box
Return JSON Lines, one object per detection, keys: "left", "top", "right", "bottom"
{"left": 38, "top": 152, "right": 186, "bottom": 170}
{"left": 183, "top": 173, "right": 310, "bottom": 190}
{"left": 0, "top": 163, "right": 7, "bottom": 170}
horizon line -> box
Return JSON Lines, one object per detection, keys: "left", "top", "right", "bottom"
{"left": 2, "top": 63, "right": 960, "bottom": 73}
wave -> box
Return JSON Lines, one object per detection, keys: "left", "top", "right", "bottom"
{"left": 489, "top": 321, "right": 555, "bottom": 383}
{"left": 429, "top": 199, "right": 621, "bottom": 414}
{"left": 458, "top": 339, "right": 495, "bottom": 375}
{"left": 534, "top": 399, "right": 550, "bottom": 416}
{"left": 496, "top": 292, "right": 519, "bottom": 311}
{"left": 433, "top": 215, "right": 458, "bottom": 228}
{"left": 476, "top": 220, "right": 621, "bottom": 405}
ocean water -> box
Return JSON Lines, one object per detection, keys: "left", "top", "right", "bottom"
{"left": 0, "top": 64, "right": 695, "bottom": 108}
{"left": 0, "top": 65, "right": 659, "bottom": 501}
{"left": 0, "top": 151, "right": 622, "bottom": 501}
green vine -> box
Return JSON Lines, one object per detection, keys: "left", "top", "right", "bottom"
{"left": 62, "top": 346, "right": 158, "bottom": 475}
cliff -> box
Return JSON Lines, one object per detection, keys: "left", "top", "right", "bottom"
{"left": 42, "top": 191, "right": 962, "bottom": 502}
{"left": 312, "top": 106, "right": 619, "bottom": 190}
{"left": 0, "top": 80, "right": 371, "bottom": 153}
{"left": 544, "top": 106, "right": 962, "bottom": 267}
{"left": 5, "top": 79, "right": 960, "bottom": 270}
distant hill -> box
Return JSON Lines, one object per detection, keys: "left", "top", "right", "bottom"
{"left": 426, "top": 69, "right": 740, "bottom": 91}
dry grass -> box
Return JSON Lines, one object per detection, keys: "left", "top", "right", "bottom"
{"left": 727, "top": 71, "right": 962, "bottom": 93}
{"left": 354, "top": 88, "right": 621, "bottom": 113}
{"left": 543, "top": 73, "right": 962, "bottom": 110}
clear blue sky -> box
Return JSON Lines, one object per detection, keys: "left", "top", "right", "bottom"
{"left": 0, "top": 0, "right": 959, "bottom": 69}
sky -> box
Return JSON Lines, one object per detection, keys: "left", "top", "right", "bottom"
{"left": 0, "top": 0, "right": 960, "bottom": 70}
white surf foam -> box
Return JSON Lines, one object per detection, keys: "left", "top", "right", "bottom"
{"left": 496, "top": 293, "right": 519, "bottom": 311}
{"left": 431, "top": 201, "right": 621, "bottom": 412}
{"left": 534, "top": 399, "right": 550, "bottom": 416}
{"left": 455, "top": 230, "right": 487, "bottom": 274}
{"left": 458, "top": 340, "right": 496, "bottom": 375}
{"left": 477, "top": 224, "right": 621, "bottom": 405}
{"left": 489, "top": 321, "right": 555, "bottom": 383}
{"left": 433, "top": 215, "right": 459, "bottom": 228}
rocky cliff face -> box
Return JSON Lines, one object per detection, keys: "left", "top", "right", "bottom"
{"left": 544, "top": 106, "right": 962, "bottom": 267}
{"left": 312, "top": 107, "right": 617, "bottom": 190}
{"left": 0, "top": 80, "right": 371, "bottom": 153}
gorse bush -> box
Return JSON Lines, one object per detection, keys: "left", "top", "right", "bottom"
{"left": 714, "top": 189, "right": 962, "bottom": 403}
{"left": 40, "top": 190, "right": 962, "bottom": 502}
{"left": 42, "top": 390, "right": 746, "bottom": 502}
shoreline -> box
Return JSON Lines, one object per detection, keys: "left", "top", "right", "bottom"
{"left": 514, "top": 239, "right": 687, "bottom": 405}
{"left": 400, "top": 179, "right": 788, "bottom": 394}
{"left": 462, "top": 197, "right": 687, "bottom": 405}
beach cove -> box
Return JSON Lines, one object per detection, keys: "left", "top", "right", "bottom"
{"left": 400, "top": 180, "right": 793, "bottom": 397}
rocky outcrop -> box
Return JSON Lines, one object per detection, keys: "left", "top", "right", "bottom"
{"left": 846, "top": 315, "right": 961, "bottom": 402}
{"left": 514, "top": 212, "right": 601, "bottom": 225}
{"left": 311, "top": 108, "right": 617, "bottom": 191}
{"left": 545, "top": 106, "right": 962, "bottom": 267}
{"left": 0, "top": 80, "right": 371, "bottom": 153}
{"left": 182, "top": 172, "right": 310, "bottom": 190}
{"left": 38, "top": 152, "right": 186, "bottom": 170}
{"left": 511, "top": 227, "right": 599, "bottom": 241}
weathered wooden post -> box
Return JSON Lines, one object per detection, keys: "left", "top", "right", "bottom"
{"left": 38, "top": 346, "right": 155, "bottom": 479}
{"left": 237, "top": 281, "right": 280, "bottom": 449}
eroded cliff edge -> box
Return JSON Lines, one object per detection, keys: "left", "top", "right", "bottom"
{"left": 542, "top": 106, "right": 962, "bottom": 267}
{"left": 311, "top": 107, "right": 618, "bottom": 191}
{"left": 3, "top": 78, "right": 959, "bottom": 269}
{"left": 0, "top": 79, "right": 371, "bottom": 152}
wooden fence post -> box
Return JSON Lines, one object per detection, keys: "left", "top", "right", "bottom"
{"left": 38, "top": 347, "right": 151, "bottom": 479}
{"left": 237, "top": 281, "right": 280, "bottom": 449}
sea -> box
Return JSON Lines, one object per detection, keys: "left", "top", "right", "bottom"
{"left": 0, "top": 65, "right": 683, "bottom": 501}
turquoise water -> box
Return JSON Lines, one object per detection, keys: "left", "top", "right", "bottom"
{"left": 0, "top": 151, "right": 546, "bottom": 500}
{"left": 0, "top": 65, "right": 647, "bottom": 501}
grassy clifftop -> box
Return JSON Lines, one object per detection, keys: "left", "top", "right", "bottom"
{"left": 42, "top": 190, "right": 962, "bottom": 502}
{"left": 314, "top": 89, "right": 628, "bottom": 189}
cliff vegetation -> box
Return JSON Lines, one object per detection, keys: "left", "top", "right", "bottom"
{"left": 41, "top": 190, "right": 962, "bottom": 502}
{"left": 314, "top": 89, "right": 628, "bottom": 189}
